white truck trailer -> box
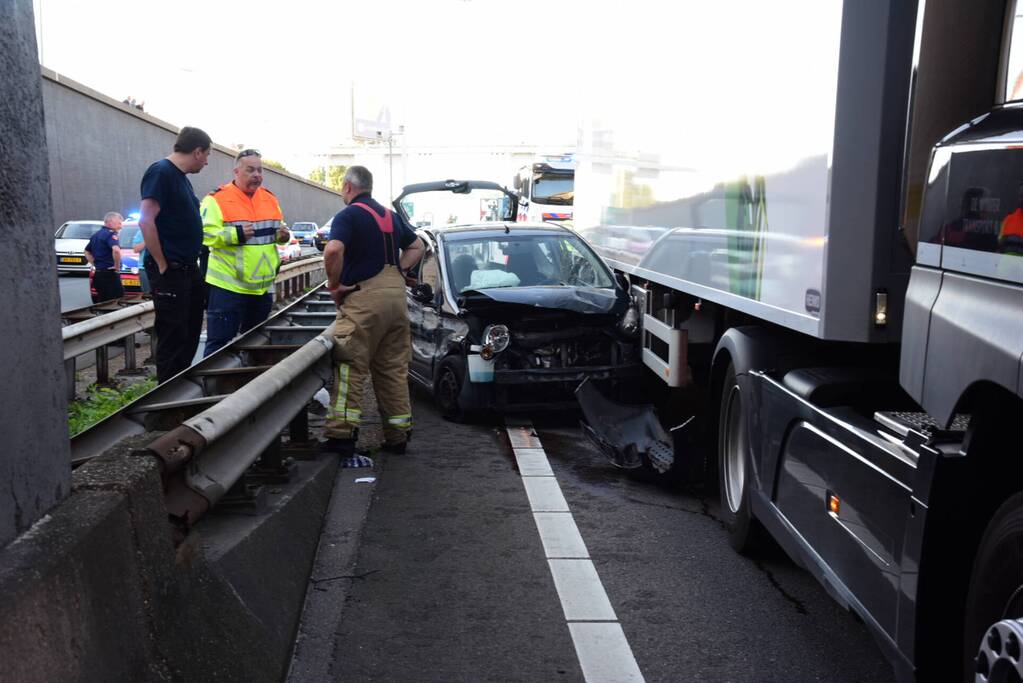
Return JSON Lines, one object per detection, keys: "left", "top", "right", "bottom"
{"left": 574, "top": 1, "right": 1023, "bottom": 680}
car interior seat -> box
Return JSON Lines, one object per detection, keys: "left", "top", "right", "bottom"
{"left": 452, "top": 254, "right": 478, "bottom": 292}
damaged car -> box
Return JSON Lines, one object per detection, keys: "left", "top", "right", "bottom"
{"left": 394, "top": 180, "right": 642, "bottom": 419}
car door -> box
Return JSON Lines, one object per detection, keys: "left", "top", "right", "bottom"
{"left": 406, "top": 233, "right": 438, "bottom": 384}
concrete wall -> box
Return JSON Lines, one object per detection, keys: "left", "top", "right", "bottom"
{"left": 0, "top": 1, "right": 70, "bottom": 548}
{"left": 41, "top": 69, "right": 343, "bottom": 230}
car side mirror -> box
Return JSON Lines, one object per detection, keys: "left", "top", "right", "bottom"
{"left": 411, "top": 283, "right": 435, "bottom": 305}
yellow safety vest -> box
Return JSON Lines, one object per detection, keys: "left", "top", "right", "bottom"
{"left": 202, "top": 183, "right": 285, "bottom": 295}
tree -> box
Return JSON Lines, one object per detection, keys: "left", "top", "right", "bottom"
{"left": 309, "top": 165, "right": 348, "bottom": 192}
{"left": 263, "top": 158, "right": 288, "bottom": 173}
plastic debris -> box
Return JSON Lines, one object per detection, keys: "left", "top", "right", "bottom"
{"left": 341, "top": 455, "right": 375, "bottom": 469}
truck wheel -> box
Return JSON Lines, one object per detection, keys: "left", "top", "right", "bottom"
{"left": 963, "top": 492, "right": 1023, "bottom": 681}
{"left": 435, "top": 357, "right": 466, "bottom": 422}
{"left": 718, "top": 364, "right": 765, "bottom": 554}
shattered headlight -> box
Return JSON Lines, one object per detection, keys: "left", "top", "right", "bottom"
{"left": 481, "top": 324, "right": 511, "bottom": 359}
{"left": 619, "top": 305, "right": 640, "bottom": 337}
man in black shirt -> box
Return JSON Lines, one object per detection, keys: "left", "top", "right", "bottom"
{"left": 139, "top": 126, "right": 211, "bottom": 382}
{"left": 84, "top": 211, "right": 125, "bottom": 302}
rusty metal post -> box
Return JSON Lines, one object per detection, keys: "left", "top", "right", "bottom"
{"left": 95, "top": 345, "right": 110, "bottom": 385}
{"left": 123, "top": 333, "right": 137, "bottom": 371}
{"left": 65, "top": 357, "right": 76, "bottom": 401}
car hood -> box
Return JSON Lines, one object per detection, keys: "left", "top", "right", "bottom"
{"left": 458, "top": 286, "right": 626, "bottom": 316}
{"left": 55, "top": 238, "right": 89, "bottom": 252}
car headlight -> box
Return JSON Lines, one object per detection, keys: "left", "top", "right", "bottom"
{"left": 481, "top": 324, "right": 510, "bottom": 357}
{"left": 619, "top": 306, "right": 640, "bottom": 337}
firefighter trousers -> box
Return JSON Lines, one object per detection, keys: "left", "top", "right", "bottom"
{"left": 325, "top": 266, "right": 413, "bottom": 445}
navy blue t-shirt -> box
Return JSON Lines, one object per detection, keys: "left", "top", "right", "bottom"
{"left": 329, "top": 193, "right": 417, "bottom": 286}
{"left": 85, "top": 226, "right": 119, "bottom": 270}
{"left": 140, "top": 158, "right": 202, "bottom": 265}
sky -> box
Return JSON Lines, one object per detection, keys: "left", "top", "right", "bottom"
{"left": 32, "top": 0, "right": 843, "bottom": 181}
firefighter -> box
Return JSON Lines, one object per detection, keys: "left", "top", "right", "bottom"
{"left": 321, "top": 166, "right": 425, "bottom": 457}
{"left": 201, "top": 148, "right": 290, "bottom": 356}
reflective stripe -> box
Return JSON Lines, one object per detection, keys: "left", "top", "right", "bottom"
{"left": 206, "top": 268, "right": 267, "bottom": 294}
{"left": 328, "top": 408, "right": 362, "bottom": 424}
{"left": 334, "top": 363, "right": 351, "bottom": 421}
{"left": 386, "top": 414, "right": 412, "bottom": 429}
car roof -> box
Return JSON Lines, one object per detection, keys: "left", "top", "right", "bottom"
{"left": 63, "top": 220, "right": 103, "bottom": 224}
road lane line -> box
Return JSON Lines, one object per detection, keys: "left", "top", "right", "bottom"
{"left": 514, "top": 448, "right": 554, "bottom": 476}
{"left": 548, "top": 559, "right": 618, "bottom": 621}
{"left": 533, "top": 512, "right": 589, "bottom": 559}
{"left": 521, "top": 477, "right": 570, "bottom": 512}
{"left": 506, "top": 422, "right": 645, "bottom": 683}
{"left": 568, "top": 623, "right": 645, "bottom": 683}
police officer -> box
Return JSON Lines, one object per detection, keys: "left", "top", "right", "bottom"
{"left": 321, "top": 166, "right": 425, "bottom": 457}
{"left": 201, "top": 148, "right": 290, "bottom": 356}
{"left": 84, "top": 211, "right": 124, "bottom": 302}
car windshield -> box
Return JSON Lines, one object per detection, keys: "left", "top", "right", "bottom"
{"left": 292, "top": 222, "right": 315, "bottom": 231}
{"left": 119, "top": 225, "right": 140, "bottom": 246}
{"left": 56, "top": 222, "right": 101, "bottom": 239}
{"left": 531, "top": 175, "right": 574, "bottom": 204}
{"left": 444, "top": 232, "right": 613, "bottom": 292}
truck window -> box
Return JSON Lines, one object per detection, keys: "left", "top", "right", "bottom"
{"left": 1006, "top": 2, "right": 1023, "bottom": 101}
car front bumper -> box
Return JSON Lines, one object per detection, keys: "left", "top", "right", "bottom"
{"left": 56, "top": 255, "right": 90, "bottom": 272}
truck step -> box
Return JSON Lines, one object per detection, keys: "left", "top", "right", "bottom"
{"left": 874, "top": 411, "right": 970, "bottom": 440}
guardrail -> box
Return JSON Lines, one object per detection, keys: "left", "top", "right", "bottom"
{"left": 62, "top": 256, "right": 325, "bottom": 399}
{"left": 69, "top": 287, "right": 337, "bottom": 539}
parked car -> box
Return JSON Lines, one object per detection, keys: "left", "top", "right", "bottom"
{"left": 394, "top": 180, "right": 641, "bottom": 419}
{"left": 54, "top": 220, "right": 103, "bottom": 273}
{"left": 277, "top": 235, "right": 302, "bottom": 263}
{"left": 313, "top": 218, "right": 333, "bottom": 252}
{"left": 87, "top": 222, "right": 145, "bottom": 302}
{"left": 290, "top": 221, "right": 318, "bottom": 245}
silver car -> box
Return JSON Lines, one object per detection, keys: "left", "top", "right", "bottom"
{"left": 54, "top": 220, "right": 103, "bottom": 273}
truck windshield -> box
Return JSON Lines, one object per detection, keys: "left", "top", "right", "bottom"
{"left": 531, "top": 176, "right": 575, "bottom": 204}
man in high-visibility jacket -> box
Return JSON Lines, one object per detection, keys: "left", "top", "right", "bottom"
{"left": 201, "top": 148, "right": 290, "bottom": 355}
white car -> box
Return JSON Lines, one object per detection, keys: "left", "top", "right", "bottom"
{"left": 55, "top": 220, "right": 103, "bottom": 273}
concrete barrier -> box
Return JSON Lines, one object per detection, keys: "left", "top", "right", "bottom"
{"left": 0, "top": 448, "right": 338, "bottom": 682}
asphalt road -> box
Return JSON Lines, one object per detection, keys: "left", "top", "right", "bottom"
{"left": 289, "top": 391, "right": 895, "bottom": 683}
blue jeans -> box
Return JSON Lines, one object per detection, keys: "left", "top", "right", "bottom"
{"left": 204, "top": 285, "right": 273, "bottom": 356}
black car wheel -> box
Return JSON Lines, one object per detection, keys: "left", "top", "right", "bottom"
{"left": 718, "top": 363, "right": 766, "bottom": 554}
{"left": 435, "top": 357, "right": 466, "bottom": 421}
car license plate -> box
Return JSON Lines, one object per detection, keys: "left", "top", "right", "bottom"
{"left": 122, "top": 277, "right": 140, "bottom": 287}
{"left": 60, "top": 256, "right": 83, "bottom": 264}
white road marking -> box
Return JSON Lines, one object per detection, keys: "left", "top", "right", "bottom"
{"left": 534, "top": 512, "right": 589, "bottom": 559}
{"left": 548, "top": 559, "right": 618, "bottom": 621}
{"left": 507, "top": 422, "right": 644, "bottom": 683}
{"left": 568, "top": 623, "right": 646, "bottom": 683}
{"left": 521, "top": 476, "right": 570, "bottom": 512}
{"left": 514, "top": 448, "right": 554, "bottom": 476}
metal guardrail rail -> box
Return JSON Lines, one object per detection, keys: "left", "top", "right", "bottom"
{"left": 61, "top": 256, "right": 325, "bottom": 397}
{"left": 71, "top": 286, "right": 338, "bottom": 536}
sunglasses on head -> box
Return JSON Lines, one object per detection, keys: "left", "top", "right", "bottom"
{"left": 235, "top": 148, "right": 261, "bottom": 161}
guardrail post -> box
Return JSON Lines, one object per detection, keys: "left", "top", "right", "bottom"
{"left": 289, "top": 408, "right": 309, "bottom": 444}
{"left": 123, "top": 334, "right": 137, "bottom": 372}
{"left": 65, "top": 358, "right": 76, "bottom": 402}
{"left": 95, "top": 345, "right": 110, "bottom": 385}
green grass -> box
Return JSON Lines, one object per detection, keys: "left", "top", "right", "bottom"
{"left": 68, "top": 378, "right": 157, "bottom": 436}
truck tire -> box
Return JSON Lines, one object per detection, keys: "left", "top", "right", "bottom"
{"left": 963, "top": 492, "right": 1023, "bottom": 681}
{"left": 717, "top": 363, "right": 765, "bottom": 554}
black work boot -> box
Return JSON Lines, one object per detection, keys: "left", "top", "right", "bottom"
{"left": 381, "top": 431, "right": 410, "bottom": 454}
{"left": 317, "top": 438, "right": 356, "bottom": 457}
